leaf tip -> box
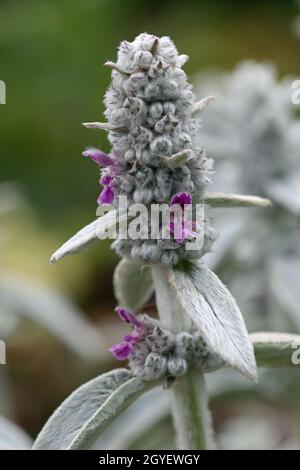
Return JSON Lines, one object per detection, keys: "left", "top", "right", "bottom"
{"left": 49, "top": 254, "right": 58, "bottom": 264}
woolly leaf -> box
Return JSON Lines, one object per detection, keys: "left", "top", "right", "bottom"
{"left": 162, "top": 149, "right": 193, "bottom": 169}
{"left": 113, "top": 258, "right": 153, "bottom": 312}
{"left": 50, "top": 210, "right": 125, "bottom": 263}
{"left": 203, "top": 193, "right": 272, "bottom": 208}
{"left": 153, "top": 263, "right": 257, "bottom": 380}
{"left": 250, "top": 332, "right": 300, "bottom": 368}
{"left": 33, "top": 369, "right": 151, "bottom": 450}
{"left": 192, "top": 96, "right": 215, "bottom": 116}
{"left": 93, "top": 388, "right": 169, "bottom": 450}
{"left": 82, "top": 122, "right": 127, "bottom": 133}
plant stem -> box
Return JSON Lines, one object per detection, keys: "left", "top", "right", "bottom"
{"left": 152, "top": 264, "right": 215, "bottom": 450}
{"left": 170, "top": 368, "right": 214, "bottom": 450}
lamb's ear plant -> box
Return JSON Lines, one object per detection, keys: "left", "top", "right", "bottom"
{"left": 33, "top": 34, "right": 299, "bottom": 451}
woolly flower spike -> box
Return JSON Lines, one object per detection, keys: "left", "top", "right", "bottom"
{"left": 109, "top": 306, "right": 223, "bottom": 383}
{"left": 50, "top": 34, "right": 218, "bottom": 265}
{"left": 86, "top": 33, "right": 215, "bottom": 265}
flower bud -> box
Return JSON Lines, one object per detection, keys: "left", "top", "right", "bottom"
{"left": 167, "top": 357, "right": 187, "bottom": 377}
{"left": 144, "top": 352, "right": 167, "bottom": 380}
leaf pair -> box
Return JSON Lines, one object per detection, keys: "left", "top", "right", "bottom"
{"left": 49, "top": 193, "right": 271, "bottom": 265}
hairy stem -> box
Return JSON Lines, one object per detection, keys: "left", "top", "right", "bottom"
{"left": 170, "top": 368, "right": 214, "bottom": 450}
{"left": 152, "top": 264, "right": 215, "bottom": 450}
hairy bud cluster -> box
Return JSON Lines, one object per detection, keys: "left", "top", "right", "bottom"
{"left": 130, "top": 322, "right": 222, "bottom": 383}
{"left": 109, "top": 307, "right": 222, "bottom": 384}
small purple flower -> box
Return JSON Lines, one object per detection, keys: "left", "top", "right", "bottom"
{"left": 83, "top": 148, "right": 117, "bottom": 205}
{"left": 168, "top": 192, "right": 197, "bottom": 244}
{"left": 116, "top": 307, "right": 143, "bottom": 328}
{"left": 98, "top": 169, "right": 116, "bottom": 205}
{"left": 109, "top": 342, "right": 133, "bottom": 360}
{"left": 82, "top": 148, "right": 114, "bottom": 167}
{"left": 169, "top": 218, "right": 197, "bottom": 243}
{"left": 97, "top": 186, "right": 115, "bottom": 205}
{"left": 109, "top": 307, "right": 145, "bottom": 361}
{"left": 100, "top": 174, "right": 113, "bottom": 186}
{"left": 123, "top": 332, "right": 141, "bottom": 343}
{"left": 170, "top": 192, "right": 192, "bottom": 207}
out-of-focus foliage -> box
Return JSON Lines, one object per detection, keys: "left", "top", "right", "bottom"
{"left": 0, "top": 414, "right": 32, "bottom": 450}
{"left": 0, "top": 183, "right": 105, "bottom": 358}
{"left": 292, "top": 0, "right": 300, "bottom": 38}
{"left": 0, "top": 183, "right": 115, "bottom": 437}
{"left": 196, "top": 61, "right": 300, "bottom": 334}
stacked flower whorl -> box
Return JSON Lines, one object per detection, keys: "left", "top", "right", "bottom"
{"left": 86, "top": 33, "right": 216, "bottom": 265}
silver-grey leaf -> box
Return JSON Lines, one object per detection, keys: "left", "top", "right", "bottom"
{"left": 191, "top": 96, "right": 215, "bottom": 116}
{"left": 153, "top": 263, "right": 257, "bottom": 380}
{"left": 32, "top": 369, "right": 150, "bottom": 450}
{"left": 50, "top": 210, "right": 120, "bottom": 264}
{"left": 250, "top": 332, "right": 300, "bottom": 368}
{"left": 92, "top": 388, "right": 169, "bottom": 450}
{"left": 162, "top": 149, "right": 193, "bottom": 170}
{"left": 203, "top": 192, "right": 272, "bottom": 208}
{"left": 113, "top": 258, "right": 153, "bottom": 312}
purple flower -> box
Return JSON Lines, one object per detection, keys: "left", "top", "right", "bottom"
{"left": 100, "top": 174, "right": 113, "bottom": 186}
{"left": 109, "top": 307, "right": 145, "bottom": 361}
{"left": 168, "top": 192, "right": 197, "bottom": 244}
{"left": 123, "top": 332, "right": 140, "bottom": 343}
{"left": 169, "top": 218, "right": 197, "bottom": 243}
{"left": 82, "top": 148, "right": 114, "bottom": 167}
{"left": 116, "top": 307, "right": 143, "bottom": 328}
{"left": 82, "top": 148, "right": 117, "bottom": 205}
{"left": 170, "top": 192, "right": 192, "bottom": 207}
{"left": 98, "top": 169, "right": 116, "bottom": 205}
{"left": 109, "top": 342, "right": 133, "bottom": 360}
{"left": 97, "top": 186, "right": 115, "bottom": 205}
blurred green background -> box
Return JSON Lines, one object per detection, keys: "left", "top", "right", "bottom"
{"left": 0, "top": 0, "right": 299, "bottom": 447}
